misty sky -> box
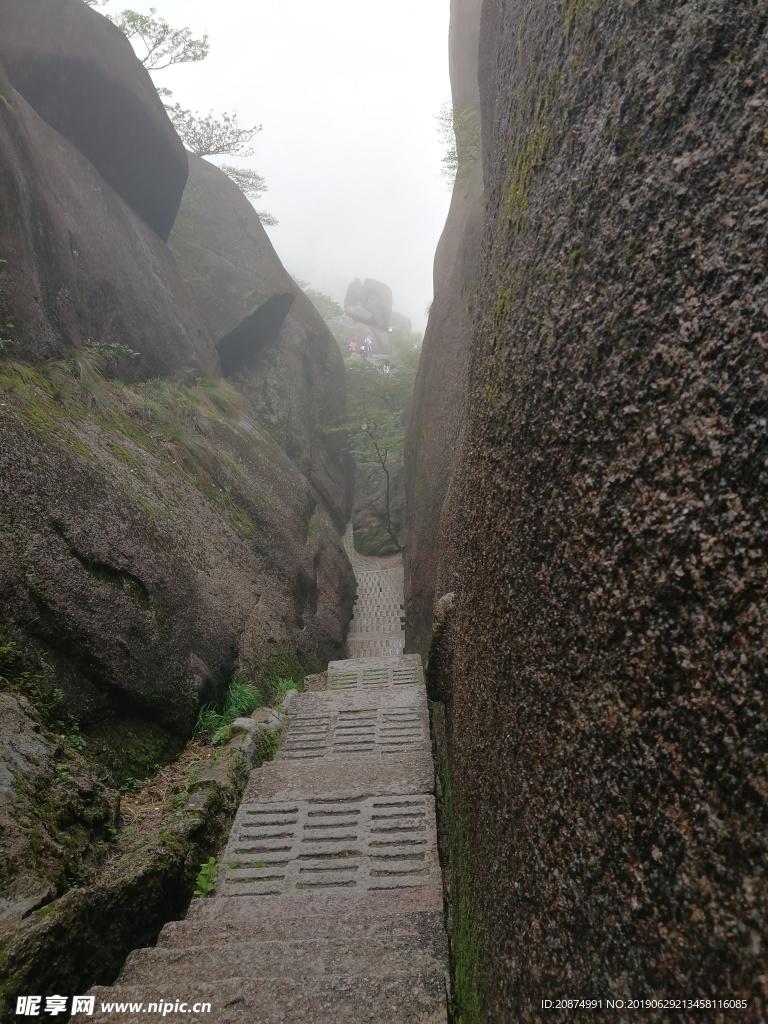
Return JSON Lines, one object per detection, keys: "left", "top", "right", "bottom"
{"left": 105, "top": 0, "right": 452, "bottom": 331}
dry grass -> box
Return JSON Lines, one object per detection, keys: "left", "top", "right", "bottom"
{"left": 118, "top": 741, "right": 215, "bottom": 841}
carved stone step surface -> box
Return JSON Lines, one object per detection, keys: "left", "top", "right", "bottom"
{"left": 159, "top": 900, "right": 445, "bottom": 948}
{"left": 120, "top": 928, "right": 448, "bottom": 985}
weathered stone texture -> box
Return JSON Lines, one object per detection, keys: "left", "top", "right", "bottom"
{"left": 0, "top": 406, "right": 351, "bottom": 754}
{"left": 169, "top": 155, "right": 352, "bottom": 526}
{"left": 0, "top": 64, "right": 217, "bottom": 378}
{"left": 405, "top": 0, "right": 484, "bottom": 657}
{"left": 0, "top": 0, "right": 188, "bottom": 241}
{"left": 412, "top": 0, "right": 768, "bottom": 1019}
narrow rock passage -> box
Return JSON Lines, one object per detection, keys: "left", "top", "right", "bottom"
{"left": 78, "top": 526, "right": 448, "bottom": 1023}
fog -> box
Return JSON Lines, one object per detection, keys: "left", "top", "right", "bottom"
{"left": 110, "top": 0, "right": 452, "bottom": 331}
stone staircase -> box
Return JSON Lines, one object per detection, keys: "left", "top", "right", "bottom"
{"left": 76, "top": 527, "right": 448, "bottom": 1023}
{"left": 342, "top": 524, "right": 406, "bottom": 659}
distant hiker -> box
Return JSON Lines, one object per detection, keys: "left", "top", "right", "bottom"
{"left": 344, "top": 337, "right": 352, "bottom": 353}
{"left": 383, "top": 360, "right": 390, "bottom": 375}
{"left": 364, "top": 335, "right": 373, "bottom": 356}
{"left": 350, "top": 340, "right": 358, "bottom": 354}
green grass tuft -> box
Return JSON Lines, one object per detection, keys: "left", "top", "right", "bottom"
{"left": 195, "top": 678, "right": 264, "bottom": 745}
{"left": 273, "top": 676, "right": 303, "bottom": 705}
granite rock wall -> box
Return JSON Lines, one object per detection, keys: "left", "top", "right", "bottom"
{"left": 410, "top": 0, "right": 768, "bottom": 1018}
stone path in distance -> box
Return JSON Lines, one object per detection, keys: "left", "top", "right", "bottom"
{"left": 76, "top": 526, "right": 448, "bottom": 1023}
{"left": 342, "top": 523, "right": 406, "bottom": 659}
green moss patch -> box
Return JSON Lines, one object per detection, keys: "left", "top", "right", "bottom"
{"left": 84, "top": 717, "right": 185, "bottom": 785}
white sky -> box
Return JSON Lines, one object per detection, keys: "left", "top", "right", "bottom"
{"left": 110, "top": 0, "right": 452, "bottom": 330}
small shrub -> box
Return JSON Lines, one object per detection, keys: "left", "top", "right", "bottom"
{"left": 194, "top": 704, "right": 220, "bottom": 737}
{"left": 193, "top": 377, "right": 244, "bottom": 418}
{"left": 256, "top": 728, "right": 280, "bottom": 763}
{"left": 119, "top": 775, "right": 149, "bottom": 794}
{"left": 194, "top": 856, "right": 217, "bottom": 897}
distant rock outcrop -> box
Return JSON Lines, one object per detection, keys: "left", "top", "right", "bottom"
{"left": 169, "top": 154, "right": 352, "bottom": 526}
{"left": 0, "top": 0, "right": 188, "bottom": 241}
{"left": 0, "top": 63, "right": 218, "bottom": 378}
{"left": 343, "top": 278, "right": 393, "bottom": 330}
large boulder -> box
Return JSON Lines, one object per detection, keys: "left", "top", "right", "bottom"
{"left": 362, "top": 279, "right": 393, "bottom": 330}
{"left": 0, "top": 0, "right": 187, "bottom": 241}
{"left": 344, "top": 279, "right": 365, "bottom": 311}
{"left": 0, "top": 64, "right": 218, "bottom": 378}
{"left": 169, "top": 155, "right": 352, "bottom": 526}
{"left": 343, "top": 278, "right": 393, "bottom": 330}
{"left": 327, "top": 317, "right": 390, "bottom": 354}
{"left": 0, "top": 386, "right": 354, "bottom": 758}
{"left": 345, "top": 302, "right": 375, "bottom": 324}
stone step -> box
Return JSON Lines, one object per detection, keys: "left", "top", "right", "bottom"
{"left": 79, "top": 973, "right": 448, "bottom": 1024}
{"left": 158, "top": 905, "right": 446, "bottom": 949}
{"left": 280, "top": 694, "right": 429, "bottom": 760}
{"left": 185, "top": 886, "right": 444, "bottom": 925}
{"left": 120, "top": 930, "right": 448, "bottom": 985}
{"left": 348, "top": 640, "right": 405, "bottom": 657}
{"left": 288, "top": 685, "right": 426, "bottom": 713}
{"left": 217, "top": 792, "right": 442, "bottom": 897}
{"left": 326, "top": 655, "right": 422, "bottom": 690}
{"left": 244, "top": 750, "right": 436, "bottom": 801}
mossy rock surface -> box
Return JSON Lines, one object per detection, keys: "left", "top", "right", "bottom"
{"left": 84, "top": 717, "right": 185, "bottom": 784}
{"left": 0, "top": 740, "right": 247, "bottom": 1023}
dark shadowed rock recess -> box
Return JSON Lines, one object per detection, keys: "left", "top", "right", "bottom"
{"left": 169, "top": 155, "right": 353, "bottom": 526}
{"left": 407, "top": 0, "right": 768, "bottom": 1021}
{"left": 0, "top": 0, "right": 188, "bottom": 241}
{"left": 352, "top": 462, "right": 406, "bottom": 557}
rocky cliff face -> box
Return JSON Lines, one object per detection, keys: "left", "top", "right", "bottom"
{"left": 0, "top": 0, "right": 355, "bottom": 962}
{"left": 169, "top": 155, "right": 352, "bottom": 526}
{"left": 409, "top": 0, "right": 768, "bottom": 1018}
{"left": 404, "top": 0, "right": 485, "bottom": 657}
{"left": 0, "top": 63, "right": 216, "bottom": 378}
